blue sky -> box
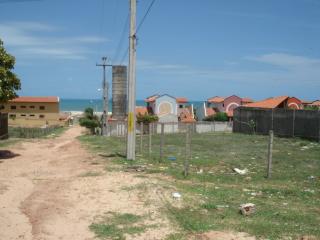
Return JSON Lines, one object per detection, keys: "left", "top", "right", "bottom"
{"left": 0, "top": 0, "right": 319, "bottom": 101}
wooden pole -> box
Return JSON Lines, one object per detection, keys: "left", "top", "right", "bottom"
{"left": 148, "top": 122, "right": 152, "bottom": 157}
{"left": 184, "top": 124, "right": 191, "bottom": 177}
{"left": 160, "top": 123, "right": 164, "bottom": 162}
{"left": 267, "top": 130, "right": 274, "bottom": 179}
{"left": 292, "top": 109, "right": 295, "bottom": 137}
{"left": 140, "top": 122, "right": 143, "bottom": 154}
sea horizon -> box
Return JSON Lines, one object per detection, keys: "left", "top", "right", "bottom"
{"left": 60, "top": 98, "right": 203, "bottom": 112}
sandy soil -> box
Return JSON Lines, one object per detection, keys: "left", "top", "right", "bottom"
{"left": 0, "top": 126, "right": 256, "bottom": 240}
{"left": 0, "top": 126, "right": 173, "bottom": 240}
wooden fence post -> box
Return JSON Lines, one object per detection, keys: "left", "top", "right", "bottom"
{"left": 292, "top": 109, "right": 296, "bottom": 137}
{"left": 149, "top": 122, "right": 152, "bottom": 157}
{"left": 267, "top": 130, "right": 274, "bottom": 179}
{"left": 160, "top": 123, "right": 165, "bottom": 162}
{"left": 140, "top": 122, "right": 143, "bottom": 154}
{"left": 184, "top": 124, "right": 191, "bottom": 177}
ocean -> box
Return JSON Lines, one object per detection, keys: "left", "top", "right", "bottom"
{"left": 60, "top": 99, "right": 203, "bottom": 112}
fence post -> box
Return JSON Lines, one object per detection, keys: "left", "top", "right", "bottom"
{"left": 160, "top": 123, "right": 165, "bottom": 162}
{"left": 149, "top": 122, "right": 152, "bottom": 157}
{"left": 292, "top": 109, "right": 295, "bottom": 137}
{"left": 213, "top": 120, "right": 216, "bottom": 132}
{"left": 267, "top": 130, "right": 274, "bottom": 179}
{"left": 271, "top": 109, "right": 274, "bottom": 130}
{"left": 140, "top": 122, "right": 143, "bottom": 154}
{"left": 184, "top": 124, "right": 191, "bottom": 177}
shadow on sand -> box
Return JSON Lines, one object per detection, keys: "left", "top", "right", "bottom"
{"left": 0, "top": 150, "right": 20, "bottom": 160}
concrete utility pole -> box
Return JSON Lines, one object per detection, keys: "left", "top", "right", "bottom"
{"left": 126, "top": 0, "right": 137, "bottom": 160}
{"left": 96, "top": 57, "right": 112, "bottom": 136}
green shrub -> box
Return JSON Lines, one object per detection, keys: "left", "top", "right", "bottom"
{"left": 136, "top": 113, "right": 158, "bottom": 124}
{"left": 79, "top": 107, "right": 100, "bottom": 134}
{"left": 204, "top": 112, "right": 228, "bottom": 122}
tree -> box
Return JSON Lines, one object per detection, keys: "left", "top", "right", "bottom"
{"left": 79, "top": 107, "right": 100, "bottom": 134}
{"left": 204, "top": 112, "right": 228, "bottom": 122}
{"left": 136, "top": 113, "right": 159, "bottom": 124}
{"left": 0, "top": 39, "right": 21, "bottom": 103}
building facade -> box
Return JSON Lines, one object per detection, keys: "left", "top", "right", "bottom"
{"left": 0, "top": 96, "right": 62, "bottom": 127}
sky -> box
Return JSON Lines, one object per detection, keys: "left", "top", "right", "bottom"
{"left": 0, "top": 0, "right": 319, "bottom": 101}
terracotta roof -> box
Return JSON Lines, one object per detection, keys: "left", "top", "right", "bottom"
{"left": 207, "top": 96, "right": 225, "bottom": 103}
{"left": 135, "top": 106, "right": 148, "bottom": 115}
{"left": 179, "top": 109, "right": 196, "bottom": 123}
{"left": 9, "top": 96, "right": 59, "bottom": 103}
{"left": 311, "top": 100, "right": 320, "bottom": 106}
{"left": 301, "top": 100, "right": 313, "bottom": 104}
{"left": 176, "top": 97, "right": 188, "bottom": 103}
{"left": 245, "top": 96, "right": 288, "bottom": 109}
{"left": 206, "top": 108, "right": 216, "bottom": 116}
{"left": 241, "top": 97, "right": 254, "bottom": 103}
{"left": 145, "top": 94, "right": 159, "bottom": 103}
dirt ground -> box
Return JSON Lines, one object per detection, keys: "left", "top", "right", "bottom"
{"left": 0, "top": 126, "right": 256, "bottom": 240}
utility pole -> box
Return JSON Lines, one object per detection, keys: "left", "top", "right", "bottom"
{"left": 126, "top": 0, "right": 137, "bottom": 160}
{"left": 96, "top": 57, "right": 112, "bottom": 136}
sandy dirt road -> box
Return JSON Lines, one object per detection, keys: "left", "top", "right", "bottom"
{"left": 0, "top": 126, "right": 172, "bottom": 240}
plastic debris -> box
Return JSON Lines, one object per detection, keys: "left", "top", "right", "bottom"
{"left": 168, "top": 156, "right": 176, "bottom": 161}
{"left": 239, "top": 203, "right": 256, "bottom": 216}
{"left": 233, "top": 168, "right": 248, "bottom": 175}
{"left": 197, "top": 169, "right": 203, "bottom": 174}
{"left": 172, "top": 192, "right": 182, "bottom": 199}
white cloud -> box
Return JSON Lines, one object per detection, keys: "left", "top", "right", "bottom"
{"left": 138, "top": 53, "right": 320, "bottom": 86}
{"left": 248, "top": 53, "right": 320, "bottom": 68}
{"left": 0, "top": 21, "right": 109, "bottom": 60}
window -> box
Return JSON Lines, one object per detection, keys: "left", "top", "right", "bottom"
{"left": 21, "top": 106, "right": 26, "bottom": 109}
{"left": 0, "top": 105, "right": 4, "bottom": 110}
{"left": 9, "top": 114, "right": 16, "bottom": 120}
{"left": 39, "top": 115, "right": 45, "bottom": 118}
{"left": 11, "top": 106, "right": 16, "bottom": 110}
{"left": 40, "top": 106, "right": 45, "bottom": 110}
{"left": 30, "top": 106, "right": 35, "bottom": 109}
{"left": 21, "top": 114, "right": 26, "bottom": 117}
{"left": 179, "top": 104, "right": 184, "bottom": 108}
{"left": 29, "top": 114, "right": 35, "bottom": 117}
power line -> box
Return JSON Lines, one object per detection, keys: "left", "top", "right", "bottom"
{"left": 118, "top": 0, "right": 157, "bottom": 65}
{"left": 136, "top": 0, "right": 156, "bottom": 34}
{"left": 112, "top": 13, "right": 130, "bottom": 64}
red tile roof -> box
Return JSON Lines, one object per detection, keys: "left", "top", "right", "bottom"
{"left": 9, "top": 96, "right": 59, "bottom": 103}
{"left": 245, "top": 96, "right": 288, "bottom": 109}
{"left": 135, "top": 106, "right": 148, "bottom": 115}
{"left": 241, "top": 97, "right": 254, "bottom": 103}
{"left": 145, "top": 94, "right": 159, "bottom": 103}
{"left": 207, "top": 96, "right": 225, "bottom": 103}
{"left": 176, "top": 97, "right": 188, "bottom": 103}
{"left": 311, "top": 100, "right": 320, "bottom": 106}
{"left": 206, "top": 108, "right": 216, "bottom": 116}
{"left": 179, "top": 109, "right": 196, "bottom": 123}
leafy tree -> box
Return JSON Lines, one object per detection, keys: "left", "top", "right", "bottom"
{"left": 0, "top": 39, "right": 21, "bottom": 103}
{"left": 79, "top": 107, "right": 100, "bottom": 134}
{"left": 304, "top": 105, "right": 318, "bottom": 111}
{"left": 204, "top": 112, "right": 228, "bottom": 122}
{"left": 136, "top": 113, "right": 159, "bottom": 124}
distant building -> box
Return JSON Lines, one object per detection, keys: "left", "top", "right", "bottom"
{"left": 144, "top": 94, "right": 195, "bottom": 123}
{"left": 310, "top": 100, "right": 320, "bottom": 109}
{"left": 197, "top": 95, "right": 253, "bottom": 120}
{"left": 245, "top": 96, "right": 302, "bottom": 110}
{"left": 0, "top": 96, "right": 63, "bottom": 127}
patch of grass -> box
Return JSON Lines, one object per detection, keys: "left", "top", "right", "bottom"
{"left": 0, "top": 138, "right": 19, "bottom": 148}
{"left": 89, "top": 212, "right": 150, "bottom": 240}
{"left": 8, "top": 126, "right": 67, "bottom": 139}
{"left": 78, "top": 171, "right": 103, "bottom": 177}
{"left": 80, "top": 132, "right": 320, "bottom": 239}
